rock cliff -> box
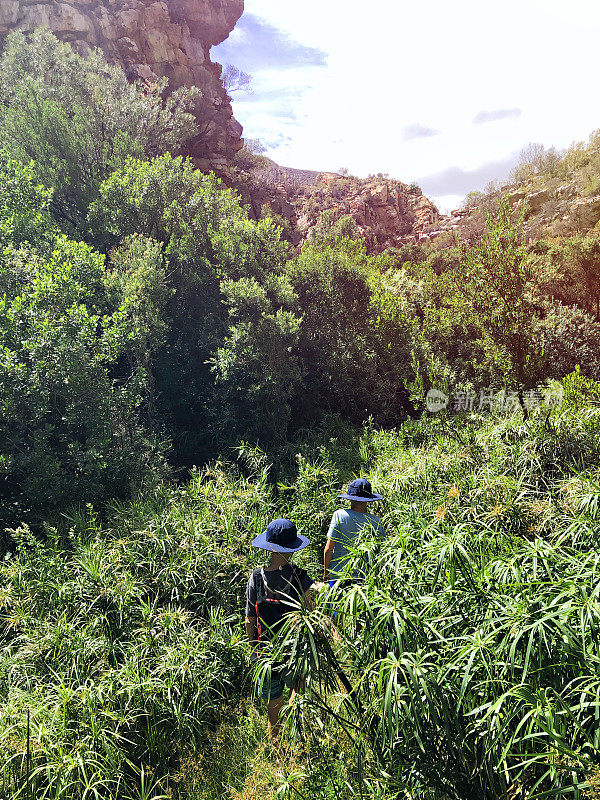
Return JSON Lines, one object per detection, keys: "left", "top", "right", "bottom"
{"left": 0, "top": 0, "right": 446, "bottom": 246}
{"left": 0, "top": 0, "right": 244, "bottom": 172}
{"left": 243, "top": 168, "right": 441, "bottom": 252}
{"left": 427, "top": 182, "right": 600, "bottom": 246}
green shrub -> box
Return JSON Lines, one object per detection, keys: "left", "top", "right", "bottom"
{"left": 0, "top": 234, "right": 165, "bottom": 527}
{"left": 0, "top": 29, "right": 199, "bottom": 230}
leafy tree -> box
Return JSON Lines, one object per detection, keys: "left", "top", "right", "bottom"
{"left": 0, "top": 237, "right": 165, "bottom": 527}
{"left": 0, "top": 29, "right": 199, "bottom": 230}
{"left": 287, "top": 238, "right": 373, "bottom": 421}
{"left": 535, "top": 301, "right": 600, "bottom": 380}
{"left": 210, "top": 275, "right": 301, "bottom": 445}
{"left": 381, "top": 257, "right": 480, "bottom": 393}
{"left": 107, "top": 235, "right": 172, "bottom": 424}
{"left": 0, "top": 149, "right": 55, "bottom": 251}
{"left": 90, "top": 154, "right": 288, "bottom": 280}
{"left": 385, "top": 243, "right": 428, "bottom": 269}
{"left": 91, "top": 154, "right": 293, "bottom": 460}
{"left": 452, "top": 198, "right": 546, "bottom": 413}
{"left": 288, "top": 238, "right": 419, "bottom": 425}
{"left": 311, "top": 210, "right": 358, "bottom": 242}
{"left": 532, "top": 235, "right": 600, "bottom": 321}
{"left": 509, "top": 142, "right": 563, "bottom": 185}
{"left": 233, "top": 138, "right": 270, "bottom": 173}
{"left": 460, "top": 189, "right": 486, "bottom": 210}
{"left": 567, "top": 235, "right": 600, "bottom": 320}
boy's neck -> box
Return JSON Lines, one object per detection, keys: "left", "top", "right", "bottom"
{"left": 266, "top": 552, "right": 291, "bottom": 570}
{"left": 350, "top": 501, "right": 369, "bottom": 513}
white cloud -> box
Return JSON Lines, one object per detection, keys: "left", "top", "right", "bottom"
{"left": 214, "top": 0, "right": 600, "bottom": 207}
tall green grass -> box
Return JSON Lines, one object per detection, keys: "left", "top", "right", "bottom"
{"left": 1, "top": 374, "right": 600, "bottom": 799}
{"left": 276, "top": 391, "right": 600, "bottom": 799}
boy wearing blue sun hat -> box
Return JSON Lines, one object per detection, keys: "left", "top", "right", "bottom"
{"left": 323, "top": 478, "right": 385, "bottom": 585}
{"left": 245, "top": 518, "right": 313, "bottom": 741}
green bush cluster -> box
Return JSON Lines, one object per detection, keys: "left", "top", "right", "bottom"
{"left": 384, "top": 207, "right": 600, "bottom": 397}
{"left": 0, "top": 31, "right": 597, "bottom": 528}
{"left": 0, "top": 472, "right": 257, "bottom": 799}
{"left": 272, "top": 391, "right": 600, "bottom": 799}
{"left": 0, "top": 33, "right": 426, "bottom": 523}
{"left": 0, "top": 153, "right": 166, "bottom": 527}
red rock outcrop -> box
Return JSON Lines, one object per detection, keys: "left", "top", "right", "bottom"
{"left": 0, "top": 0, "right": 244, "bottom": 172}
{"left": 243, "top": 170, "right": 441, "bottom": 252}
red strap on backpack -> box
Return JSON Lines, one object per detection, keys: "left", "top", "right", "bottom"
{"left": 255, "top": 568, "right": 286, "bottom": 646}
{"left": 255, "top": 599, "right": 262, "bottom": 645}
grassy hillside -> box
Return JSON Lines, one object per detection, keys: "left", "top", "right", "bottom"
{"left": 446, "top": 131, "right": 600, "bottom": 243}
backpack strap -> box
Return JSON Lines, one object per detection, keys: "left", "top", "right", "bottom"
{"left": 255, "top": 597, "right": 262, "bottom": 645}
{"left": 289, "top": 564, "right": 303, "bottom": 593}
{"left": 254, "top": 570, "right": 264, "bottom": 646}
{"left": 254, "top": 569, "right": 283, "bottom": 647}
{"left": 254, "top": 566, "right": 304, "bottom": 646}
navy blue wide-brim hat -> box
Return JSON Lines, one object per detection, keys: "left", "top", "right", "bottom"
{"left": 252, "top": 518, "right": 310, "bottom": 553}
{"left": 339, "top": 478, "right": 383, "bottom": 503}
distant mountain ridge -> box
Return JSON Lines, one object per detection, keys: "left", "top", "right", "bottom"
{"left": 275, "top": 166, "right": 326, "bottom": 187}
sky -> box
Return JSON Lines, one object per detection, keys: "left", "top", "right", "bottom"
{"left": 213, "top": 0, "right": 600, "bottom": 212}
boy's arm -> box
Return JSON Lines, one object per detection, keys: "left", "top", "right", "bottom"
{"left": 245, "top": 615, "right": 258, "bottom": 647}
{"left": 297, "top": 570, "right": 316, "bottom": 609}
{"left": 323, "top": 511, "right": 339, "bottom": 582}
{"left": 323, "top": 538, "right": 335, "bottom": 582}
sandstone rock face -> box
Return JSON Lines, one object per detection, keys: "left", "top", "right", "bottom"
{"left": 507, "top": 190, "right": 526, "bottom": 206}
{"left": 0, "top": 0, "right": 244, "bottom": 172}
{"left": 570, "top": 197, "right": 600, "bottom": 229}
{"left": 526, "top": 188, "right": 551, "bottom": 213}
{"left": 243, "top": 171, "right": 440, "bottom": 252}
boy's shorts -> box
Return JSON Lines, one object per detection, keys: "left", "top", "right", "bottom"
{"left": 259, "top": 671, "right": 284, "bottom": 701}
{"left": 327, "top": 578, "right": 358, "bottom": 619}
{"left": 258, "top": 669, "right": 290, "bottom": 701}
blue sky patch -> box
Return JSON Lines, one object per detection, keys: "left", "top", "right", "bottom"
{"left": 212, "top": 12, "right": 328, "bottom": 73}
{"left": 473, "top": 108, "right": 522, "bottom": 125}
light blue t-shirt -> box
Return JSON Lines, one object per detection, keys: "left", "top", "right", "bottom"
{"left": 326, "top": 508, "right": 386, "bottom": 578}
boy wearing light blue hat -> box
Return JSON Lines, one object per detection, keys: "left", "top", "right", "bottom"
{"left": 323, "top": 478, "right": 385, "bottom": 584}
{"left": 245, "top": 518, "right": 313, "bottom": 741}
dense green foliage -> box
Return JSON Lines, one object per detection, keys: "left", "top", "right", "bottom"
{"left": 0, "top": 153, "right": 166, "bottom": 527}
{"left": 0, "top": 33, "right": 432, "bottom": 522}
{"left": 278, "top": 381, "right": 600, "bottom": 799}
{"left": 383, "top": 221, "right": 600, "bottom": 394}
{"left": 0, "top": 29, "right": 199, "bottom": 231}
{"left": 2, "top": 382, "right": 600, "bottom": 799}
{"left": 1, "top": 30, "right": 600, "bottom": 800}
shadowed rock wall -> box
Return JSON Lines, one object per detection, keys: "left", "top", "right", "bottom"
{"left": 0, "top": 0, "right": 244, "bottom": 172}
